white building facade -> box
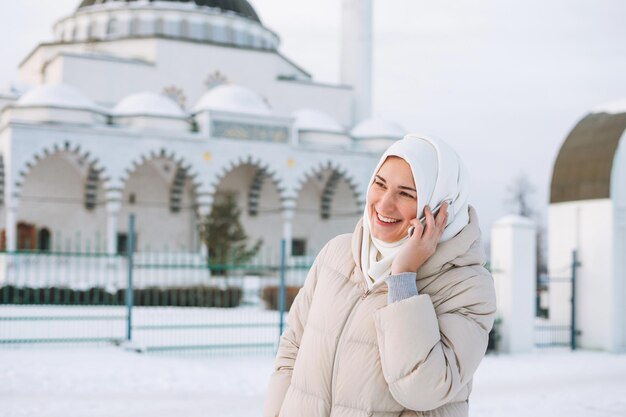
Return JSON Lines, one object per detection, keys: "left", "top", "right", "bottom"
{"left": 0, "top": 0, "right": 405, "bottom": 261}
{"left": 548, "top": 100, "right": 626, "bottom": 352}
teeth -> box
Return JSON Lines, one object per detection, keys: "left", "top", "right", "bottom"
{"left": 377, "top": 212, "right": 399, "bottom": 223}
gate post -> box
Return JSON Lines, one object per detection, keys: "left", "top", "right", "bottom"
{"left": 491, "top": 215, "right": 536, "bottom": 353}
{"left": 278, "top": 239, "right": 287, "bottom": 339}
{"left": 571, "top": 250, "right": 578, "bottom": 350}
{"left": 126, "top": 214, "right": 136, "bottom": 342}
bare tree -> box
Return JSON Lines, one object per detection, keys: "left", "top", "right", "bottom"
{"left": 505, "top": 173, "right": 536, "bottom": 218}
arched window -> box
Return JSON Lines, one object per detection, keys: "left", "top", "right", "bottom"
{"left": 155, "top": 18, "right": 165, "bottom": 36}
{"left": 203, "top": 22, "right": 213, "bottom": 41}
{"left": 129, "top": 17, "right": 141, "bottom": 36}
{"left": 106, "top": 18, "right": 117, "bottom": 36}
{"left": 180, "top": 19, "right": 190, "bottom": 38}
{"left": 38, "top": 228, "right": 51, "bottom": 252}
{"left": 87, "top": 22, "right": 98, "bottom": 40}
{"left": 224, "top": 26, "right": 234, "bottom": 43}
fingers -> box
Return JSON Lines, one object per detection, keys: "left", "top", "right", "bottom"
{"left": 424, "top": 206, "right": 436, "bottom": 236}
{"left": 436, "top": 202, "right": 449, "bottom": 231}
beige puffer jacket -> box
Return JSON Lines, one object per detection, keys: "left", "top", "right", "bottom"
{"left": 263, "top": 206, "right": 496, "bottom": 417}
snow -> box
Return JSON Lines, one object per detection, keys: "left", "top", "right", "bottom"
{"left": 591, "top": 98, "right": 626, "bottom": 115}
{"left": 351, "top": 117, "right": 406, "bottom": 139}
{"left": 114, "top": 92, "right": 186, "bottom": 118}
{"left": 293, "top": 108, "right": 344, "bottom": 133}
{"left": 17, "top": 83, "right": 98, "bottom": 111}
{"left": 193, "top": 84, "right": 272, "bottom": 116}
{"left": 1, "top": 347, "right": 625, "bottom": 417}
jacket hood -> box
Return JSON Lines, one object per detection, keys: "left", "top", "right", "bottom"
{"left": 351, "top": 205, "right": 486, "bottom": 281}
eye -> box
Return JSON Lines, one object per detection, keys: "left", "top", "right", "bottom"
{"left": 374, "top": 181, "right": 385, "bottom": 188}
{"left": 400, "top": 191, "right": 416, "bottom": 199}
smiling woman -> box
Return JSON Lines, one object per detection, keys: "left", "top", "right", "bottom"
{"left": 264, "top": 135, "right": 496, "bottom": 417}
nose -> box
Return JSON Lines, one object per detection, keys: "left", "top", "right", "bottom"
{"left": 376, "top": 190, "right": 396, "bottom": 214}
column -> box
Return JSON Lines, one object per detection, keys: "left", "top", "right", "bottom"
{"left": 491, "top": 215, "right": 536, "bottom": 353}
{"left": 196, "top": 202, "right": 212, "bottom": 259}
{"left": 5, "top": 200, "right": 18, "bottom": 252}
{"left": 282, "top": 197, "right": 296, "bottom": 258}
{"left": 105, "top": 189, "right": 122, "bottom": 255}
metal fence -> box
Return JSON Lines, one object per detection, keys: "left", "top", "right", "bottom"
{"left": 534, "top": 250, "right": 579, "bottom": 349}
{"left": 0, "top": 218, "right": 312, "bottom": 355}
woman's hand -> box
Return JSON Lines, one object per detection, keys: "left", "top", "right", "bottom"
{"left": 391, "top": 202, "right": 449, "bottom": 275}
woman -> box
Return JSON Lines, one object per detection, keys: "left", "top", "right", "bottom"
{"left": 263, "top": 134, "right": 496, "bottom": 417}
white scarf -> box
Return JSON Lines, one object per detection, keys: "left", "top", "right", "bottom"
{"left": 360, "top": 134, "right": 471, "bottom": 288}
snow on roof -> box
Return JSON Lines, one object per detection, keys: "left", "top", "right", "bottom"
{"left": 193, "top": 84, "right": 272, "bottom": 116}
{"left": 17, "top": 83, "right": 98, "bottom": 111}
{"left": 350, "top": 117, "right": 405, "bottom": 139}
{"left": 114, "top": 92, "right": 186, "bottom": 118}
{"left": 591, "top": 99, "right": 626, "bottom": 115}
{"left": 292, "top": 108, "right": 344, "bottom": 133}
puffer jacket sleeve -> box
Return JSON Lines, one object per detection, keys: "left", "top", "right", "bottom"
{"left": 262, "top": 243, "right": 327, "bottom": 417}
{"left": 373, "top": 270, "right": 496, "bottom": 412}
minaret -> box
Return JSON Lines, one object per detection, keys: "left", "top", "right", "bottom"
{"left": 341, "top": 0, "right": 373, "bottom": 125}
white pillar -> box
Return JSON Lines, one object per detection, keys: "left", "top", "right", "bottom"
{"left": 341, "top": 0, "right": 373, "bottom": 125}
{"left": 5, "top": 201, "right": 18, "bottom": 252}
{"left": 491, "top": 215, "right": 536, "bottom": 354}
{"left": 282, "top": 198, "right": 296, "bottom": 258}
{"left": 105, "top": 189, "right": 122, "bottom": 255}
{"left": 197, "top": 202, "right": 212, "bottom": 259}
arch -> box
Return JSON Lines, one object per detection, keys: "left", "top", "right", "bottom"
{"left": 13, "top": 141, "right": 111, "bottom": 200}
{"left": 118, "top": 147, "right": 208, "bottom": 212}
{"left": 294, "top": 160, "right": 364, "bottom": 219}
{"left": 209, "top": 155, "right": 286, "bottom": 206}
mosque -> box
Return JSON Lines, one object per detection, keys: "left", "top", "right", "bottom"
{"left": 549, "top": 100, "right": 626, "bottom": 352}
{"left": 0, "top": 0, "right": 404, "bottom": 259}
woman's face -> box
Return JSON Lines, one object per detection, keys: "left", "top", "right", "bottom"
{"left": 367, "top": 156, "right": 418, "bottom": 243}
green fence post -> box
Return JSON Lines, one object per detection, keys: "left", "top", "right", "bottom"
{"left": 571, "top": 250, "right": 578, "bottom": 351}
{"left": 278, "top": 239, "right": 286, "bottom": 339}
{"left": 126, "top": 214, "right": 136, "bottom": 342}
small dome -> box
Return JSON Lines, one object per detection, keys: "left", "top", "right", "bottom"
{"left": 78, "top": 0, "right": 262, "bottom": 23}
{"left": 351, "top": 117, "right": 405, "bottom": 139}
{"left": 17, "top": 83, "right": 97, "bottom": 110}
{"left": 292, "top": 109, "right": 344, "bottom": 133}
{"left": 193, "top": 84, "right": 271, "bottom": 116}
{"left": 114, "top": 92, "right": 186, "bottom": 118}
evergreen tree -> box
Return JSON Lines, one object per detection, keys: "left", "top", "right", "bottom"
{"left": 199, "top": 193, "right": 262, "bottom": 276}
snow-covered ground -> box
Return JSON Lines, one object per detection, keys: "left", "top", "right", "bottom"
{"left": 1, "top": 347, "right": 625, "bottom": 417}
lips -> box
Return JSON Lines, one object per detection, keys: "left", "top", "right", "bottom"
{"left": 376, "top": 211, "right": 400, "bottom": 225}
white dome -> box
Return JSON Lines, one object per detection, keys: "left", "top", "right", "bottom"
{"left": 351, "top": 117, "right": 405, "bottom": 139}
{"left": 193, "top": 84, "right": 271, "bottom": 116}
{"left": 17, "top": 83, "right": 97, "bottom": 110}
{"left": 591, "top": 99, "right": 626, "bottom": 115}
{"left": 114, "top": 92, "right": 186, "bottom": 118}
{"left": 292, "top": 109, "right": 344, "bottom": 133}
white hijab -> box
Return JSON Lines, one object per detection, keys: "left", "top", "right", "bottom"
{"left": 360, "top": 134, "right": 471, "bottom": 287}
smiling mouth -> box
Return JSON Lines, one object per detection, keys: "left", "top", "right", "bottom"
{"left": 376, "top": 211, "right": 400, "bottom": 224}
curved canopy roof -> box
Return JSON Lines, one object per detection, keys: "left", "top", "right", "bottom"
{"left": 193, "top": 84, "right": 271, "bottom": 115}
{"left": 350, "top": 117, "right": 405, "bottom": 139}
{"left": 77, "top": 0, "right": 261, "bottom": 23}
{"left": 113, "top": 92, "right": 186, "bottom": 118}
{"left": 17, "top": 83, "right": 98, "bottom": 110}
{"left": 550, "top": 106, "right": 626, "bottom": 203}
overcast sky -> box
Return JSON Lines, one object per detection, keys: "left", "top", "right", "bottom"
{"left": 1, "top": 0, "right": 626, "bottom": 236}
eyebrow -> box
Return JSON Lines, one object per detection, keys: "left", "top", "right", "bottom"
{"left": 375, "top": 175, "right": 416, "bottom": 193}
